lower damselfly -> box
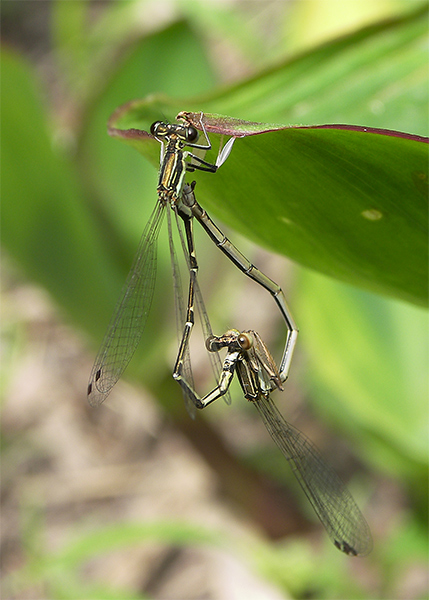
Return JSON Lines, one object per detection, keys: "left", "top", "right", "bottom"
{"left": 176, "top": 327, "right": 373, "bottom": 557}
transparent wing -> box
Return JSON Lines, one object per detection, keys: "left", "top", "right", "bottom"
{"left": 250, "top": 330, "right": 282, "bottom": 390}
{"left": 87, "top": 203, "right": 165, "bottom": 407}
{"left": 194, "top": 277, "right": 231, "bottom": 406}
{"left": 253, "top": 395, "right": 372, "bottom": 556}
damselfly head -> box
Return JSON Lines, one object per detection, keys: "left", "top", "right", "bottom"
{"left": 150, "top": 121, "right": 199, "bottom": 144}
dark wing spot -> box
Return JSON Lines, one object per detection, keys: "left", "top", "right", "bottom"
{"left": 334, "top": 539, "right": 358, "bottom": 556}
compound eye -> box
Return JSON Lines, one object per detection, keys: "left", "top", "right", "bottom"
{"left": 238, "top": 333, "right": 252, "bottom": 350}
{"left": 150, "top": 121, "right": 163, "bottom": 136}
{"left": 186, "top": 125, "right": 199, "bottom": 143}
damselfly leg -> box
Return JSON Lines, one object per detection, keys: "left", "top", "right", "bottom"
{"left": 178, "top": 328, "right": 373, "bottom": 557}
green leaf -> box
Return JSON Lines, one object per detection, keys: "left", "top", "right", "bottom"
{"left": 203, "top": 124, "right": 428, "bottom": 307}
{"left": 109, "top": 105, "right": 428, "bottom": 306}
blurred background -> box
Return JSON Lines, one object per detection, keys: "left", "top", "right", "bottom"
{"left": 1, "top": 1, "right": 428, "bottom": 599}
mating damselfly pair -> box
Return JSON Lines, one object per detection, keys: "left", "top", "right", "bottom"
{"left": 87, "top": 112, "right": 372, "bottom": 556}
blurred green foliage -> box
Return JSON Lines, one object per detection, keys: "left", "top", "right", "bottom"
{"left": 2, "top": 1, "right": 428, "bottom": 599}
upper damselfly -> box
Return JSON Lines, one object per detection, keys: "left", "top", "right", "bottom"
{"left": 87, "top": 115, "right": 231, "bottom": 407}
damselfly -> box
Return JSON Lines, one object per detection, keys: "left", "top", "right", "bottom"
{"left": 87, "top": 116, "right": 231, "bottom": 407}
{"left": 176, "top": 327, "right": 373, "bottom": 556}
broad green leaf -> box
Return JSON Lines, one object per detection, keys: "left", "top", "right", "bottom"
{"left": 109, "top": 107, "right": 428, "bottom": 306}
